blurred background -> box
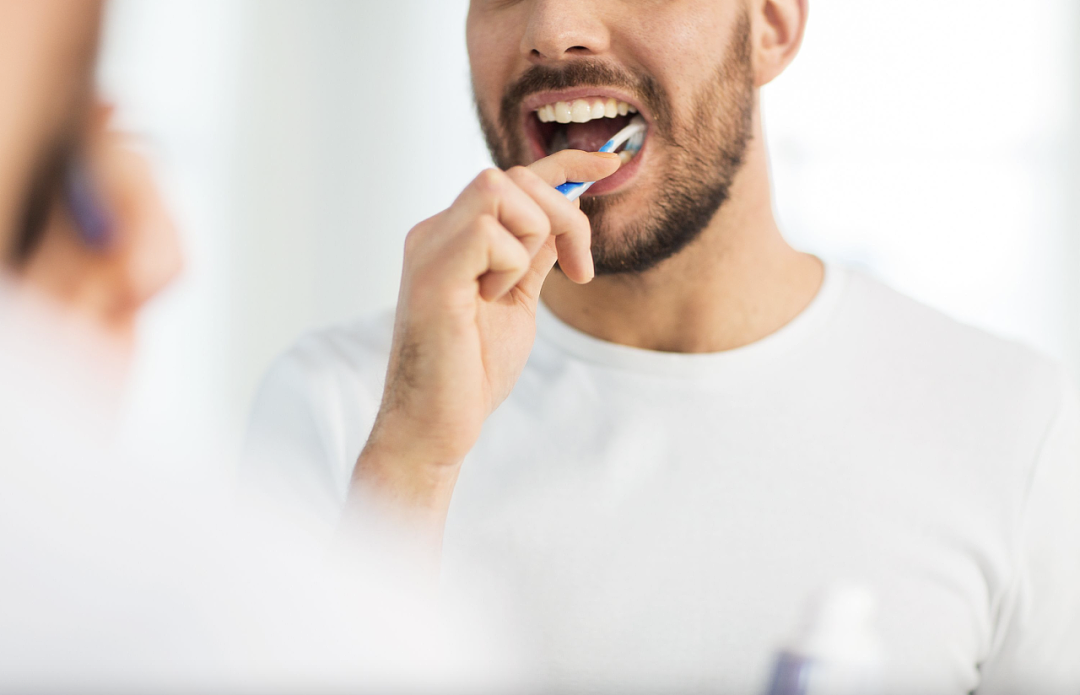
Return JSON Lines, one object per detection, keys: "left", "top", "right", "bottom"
{"left": 96, "top": 0, "right": 1080, "bottom": 460}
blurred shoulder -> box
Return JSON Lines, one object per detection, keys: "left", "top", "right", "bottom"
{"left": 836, "top": 265, "right": 1072, "bottom": 422}
{"left": 281, "top": 309, "right": 396, "bottom": 376}
{"left": 243, "top": 309, "right": 397, "bottom": 508}
{"left": 253, "top": 309, "right": 396, "bottom": 414}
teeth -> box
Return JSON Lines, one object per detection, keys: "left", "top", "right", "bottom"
{"left": 554, "top": 101, "right": 572, "bottom": 124}
{"left": 536, "top": 98, "right": 639, "bottom": 123}
{"left": 535, "top": 98, "right": 647, "bottom": 164}
{"left": 570, "top": 100, "right": 591, "bottom": 123}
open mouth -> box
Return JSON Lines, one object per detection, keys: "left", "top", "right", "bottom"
{"left": 525, "top": 94, "right": 650, "bottom": 171}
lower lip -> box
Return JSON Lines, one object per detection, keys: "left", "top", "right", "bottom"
{"left": 584, "top": 138, "right": 647, "bottom": 196}
{"left": 526, "top": 121, "right": 649, "bottom": 197}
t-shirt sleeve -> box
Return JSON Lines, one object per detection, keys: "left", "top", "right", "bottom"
{"left": 979, "top": 374, "right": 1080, "bottom": 694}
{"left": 240, "top": 338, "right": 383, "bottom": 535}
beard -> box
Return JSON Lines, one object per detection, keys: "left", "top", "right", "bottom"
{"left": 475, "top": 13, "right": 755, "bottom": 276}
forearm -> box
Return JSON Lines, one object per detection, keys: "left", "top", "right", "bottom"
{"left": 337, "top": 429, "right": 463, "bottom": 583}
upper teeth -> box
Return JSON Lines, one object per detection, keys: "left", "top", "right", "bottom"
{"left": 536, "top": 98, "right": 638, "bottom": 124}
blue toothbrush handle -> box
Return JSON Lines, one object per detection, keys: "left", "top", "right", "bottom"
{"left": 65, "top": 157, "right": 114, "bottom": 249}
{"left": 554, "top": 136, "right": 616, "bottom": 199}
{"left": 557, "top": 180, "right": 594, "bottom": 201}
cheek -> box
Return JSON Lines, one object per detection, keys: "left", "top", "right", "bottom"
{"left": 620, "top": 1, "right": 738, "bottom": 110}
{"left": 467, "top": 16, "right": 518, "bottom": 116}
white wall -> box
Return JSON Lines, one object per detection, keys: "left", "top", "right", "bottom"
{"left": 97, "top": 0, "right": 248, "bottom": 455}
{"left": 766, "top": 0, "right": 1080, "bottom": 369}
{"left": 227, "top": 0, "right": 491, "bottom": 424}
{"left": 97, "top": 1, "right": 1080, "bottom": 457}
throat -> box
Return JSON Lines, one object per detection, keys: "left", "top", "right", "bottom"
{"left": 541, "top": 248, "right": 826, "bottom": 354}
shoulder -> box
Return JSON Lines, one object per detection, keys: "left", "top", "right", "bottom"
{"left": 277, "top": 310, "right": 396, "bottom": 380}
{"left": 260, "top": 309, "right": 396, "bottom": 403}
{"left": 836, "top": 266, "right": 1067, "bottom": 402}
{"left": 247, "top": 309, "right": 396, "bottom": 461}
{"left": 243, "top": 310, "right": 397, "bottom": 515}
{"left": 828, "top": 265, "right": 1074, "bottom": 461}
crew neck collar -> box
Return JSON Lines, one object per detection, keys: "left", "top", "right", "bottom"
{"left": 535, "top": 261, "right": 849, "bottom": 379}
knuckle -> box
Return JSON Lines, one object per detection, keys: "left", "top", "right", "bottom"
{"left": 475, "top": 212, "right": 499, "bottom": 234}
{"left": 404, "top": 212, "right": 443, "bottom": 253}
{"left": 512, "top": 241, "right": 531, "bottom": 268}
{"left": 473, "top": 168, "right": 506, "bottom": 195}
{"left": 550, "top": 148, "right": 575, "bottom": 164}
{"left": 403, "top": 224, "right": 427, "bottom": 257}
{"left": 533, "top": 212, "right": 552, "bottom": 239}
{"left": 465, "top": 214, "right": 498, "bottom": 246}
{"left": 505, "top": 165, "right": 531, "bottom": 183}
{"left": 500, "top": 245, "right": 530, "bottom": 276}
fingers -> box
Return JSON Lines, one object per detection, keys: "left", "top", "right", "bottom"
{"left": 413, "top": 152, "right": 621, "bottom": 305}
{"left": 516, "top": 235, "right": 559, "bottom": 300}
{"left": 526, "top": 149, "right": 621, "bottom": 188}
{"left": 105, "top": 138, "right": 183, "bottom": 307}
{"left": 504, "top": 165, "right": 593, "bottom": 284}
{"left": 451, "top": 168, "right": 550, "bottom": 257}
{"left": 19, "top": 123, "right": 182, "bottom": 343}
{"left": 476, "top": 214, "right": 532, "bottom": 301}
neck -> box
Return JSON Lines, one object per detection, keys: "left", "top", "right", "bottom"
{"left": 540, "top": 110, "right": 823, "bottom": 354}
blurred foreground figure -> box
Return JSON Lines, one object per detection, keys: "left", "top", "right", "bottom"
{"left": 0, "top": 2, "right": 508, "bottom": 692}
{"left": 246, "top": 1, "right": 1080, "bottom": 693}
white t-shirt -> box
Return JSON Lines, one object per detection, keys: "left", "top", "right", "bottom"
{"left": 243, "top": 264, "right": 1080, "bottom": 695}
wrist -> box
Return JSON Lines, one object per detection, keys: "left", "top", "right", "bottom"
{"left": 366, "top": 408, "right": 473, "bottom": 469}
{"left": 352, "top": 427, "right": 463, "bottom": 513}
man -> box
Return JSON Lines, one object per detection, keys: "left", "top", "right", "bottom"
{"left": 245, "top": 1, "right": 1080, "bottom": 693}
{"left": 1, "top": 3, "right": 503, "bottom": 692}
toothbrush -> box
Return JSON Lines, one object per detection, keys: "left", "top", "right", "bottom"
{"left": 556, "top": 116, "right": 646, "bottom": 201}
{"left": 64, "top": 156, "right": 114, "bottom": 249}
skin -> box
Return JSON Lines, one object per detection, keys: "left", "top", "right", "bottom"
{"left": 0, "top": 0, "right": 99, "bottom": 246}
{"left": 349, "top": 0, "right": 820, "bottom": 563}
{"left": 0, "top": 0, "right": 181, "bottom": 361}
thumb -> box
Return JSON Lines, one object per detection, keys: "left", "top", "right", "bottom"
{"left": 515, "top": 235, "right": 558, "bottom": 302}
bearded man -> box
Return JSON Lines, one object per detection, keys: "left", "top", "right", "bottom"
{"left": 245, "top": 1, "right": 1080, "bottom": 693}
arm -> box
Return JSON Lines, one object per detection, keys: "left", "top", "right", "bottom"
{"left": 339, "top": 151, "right": 622, "bottom": 572}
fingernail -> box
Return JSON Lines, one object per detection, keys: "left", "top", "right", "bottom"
{"left": 595, "top": 152, "right": 620, "bottom": 160}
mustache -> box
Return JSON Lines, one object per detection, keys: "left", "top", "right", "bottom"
{"left": 498, "top": 61, "right": 672, "bottom": 135}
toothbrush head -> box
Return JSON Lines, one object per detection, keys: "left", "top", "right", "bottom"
{"left": 622, "top": 116, "right": 647, "bottom": 156}
{"left": 597, "top": 116, "right": 647, "bottom": 155}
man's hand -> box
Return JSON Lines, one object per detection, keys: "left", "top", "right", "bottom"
{"left": 347, "top": 150, "right": 620, "bottom": 546}
{"left": 21, "top": 102, "right": 182, "bottom": 358}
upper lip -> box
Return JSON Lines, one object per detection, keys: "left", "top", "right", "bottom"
{"left": 520, "top": 87, "right": 652, "bottom": 126}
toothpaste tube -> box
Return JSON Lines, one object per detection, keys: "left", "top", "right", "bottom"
{"left": 764, "top": 583, "right": 884, "bottom": 695}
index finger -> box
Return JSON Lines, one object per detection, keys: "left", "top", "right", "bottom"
{"left": 526, "top": 149, "right": 621, "bottom": 188}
